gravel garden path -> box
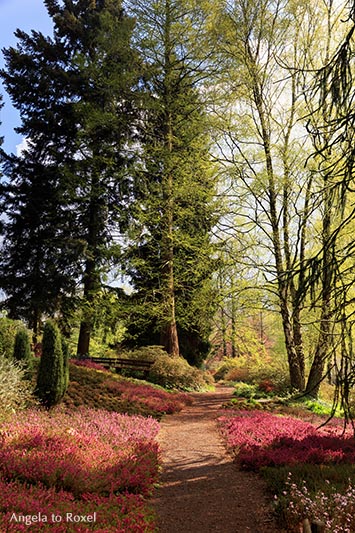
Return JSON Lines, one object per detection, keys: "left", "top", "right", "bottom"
{"left": 152, "top": 386, "right": 285, "bottom": 533}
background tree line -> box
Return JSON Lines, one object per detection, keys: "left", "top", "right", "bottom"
{"left": 1, "top": 0, "right": 355, "bottom": 401}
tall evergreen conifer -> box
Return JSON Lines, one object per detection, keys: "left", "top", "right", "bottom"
{"left": 0, "top": 1, "right": 141, "bottom": 351}
{"left": 123, "top": 0, "right": 219, "bottom": 361}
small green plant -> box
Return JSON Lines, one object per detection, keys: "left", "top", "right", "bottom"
{"left": 303, "top": 397, "right": 343, "bottom": 417}
{"left": 233, "top": 382, "right": 259, "bottom": 399}
{"left": 36, "top": 320, "right": 67, "bottom": 408}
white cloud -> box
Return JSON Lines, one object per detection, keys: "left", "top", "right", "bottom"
{"left": 16, "top": 138, "right": 30, "bottom": 156}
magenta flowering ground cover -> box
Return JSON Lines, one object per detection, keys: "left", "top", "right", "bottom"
{"left": 72, "top": 359, "right": 108, "bottom": 371}
{"left": 0, "top": 407, "right": 160, "bottom": 531}
{"left": 218, "top": 410, "right": 355, "bottom": 470}
{"left": 103, "top": 379, "right": 191, "bottom": 414}
{"left": 0, "top": 478, "right": 154, "bottom": 532}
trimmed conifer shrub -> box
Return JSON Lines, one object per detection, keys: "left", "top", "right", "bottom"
{"left": 13, "top": 328, "right": 33, "bottom": 378}
{"left": 13, "top": 328, "right": 31, "bottom": 362}
{"left": 35, "top": 320, "right": 67, "bottom": 408}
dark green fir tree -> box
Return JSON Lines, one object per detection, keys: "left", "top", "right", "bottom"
{"left": 123, "top": 0, "right": 219, "bottom": 363}
{"left": 0, "top": 1, "right": 142, "bottom": 351}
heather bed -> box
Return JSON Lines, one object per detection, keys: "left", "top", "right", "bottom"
{"left": 0, "top": 356, "right": 194, "bottom": 531}
{"left": 65, "top": 360, "right": 192, "bottom": 417}
{"left": 218, "top": 409, "right": 355, "bottom": 532}
{"left": 0, "top": 407, "right": 160, "bottom": 532}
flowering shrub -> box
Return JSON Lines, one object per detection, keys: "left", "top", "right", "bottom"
{"left": 280, "top": 474, "right": 355, "bottom": 533}
{"left": 104, "top": 380, "right": 191, "bottom": 414}
{"left": 214, "top": 352, "right": 290, "bottom": 393}
{"left": 218, "top": 411, "right": 355, "bottom": 470}
{"left": 0, "top": 408, "right": 160, "bottom": 531}
{"left": 146, "top": 347, "right": 212, "bottom": 391}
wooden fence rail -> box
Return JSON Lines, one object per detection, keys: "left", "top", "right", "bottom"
{"left": 88, "top": 356, "right": 154, "bottom": 377}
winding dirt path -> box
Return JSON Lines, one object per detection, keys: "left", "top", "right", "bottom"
{"left": 152, "top": 387, "right": 284, "bottom": 533}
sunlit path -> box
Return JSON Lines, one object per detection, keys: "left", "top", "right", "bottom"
{"left": 152, "top": 387, "right": 284, "bottom": 533}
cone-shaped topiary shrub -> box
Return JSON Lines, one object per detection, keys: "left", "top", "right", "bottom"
{"left": 13, "top": 328, "right": 32, "bottom": 377}
{"left": 13, "top": 328, "right": 31, "bottom": 362}
{"left": 35, "top": 320, "right": 67, "bottom": 408}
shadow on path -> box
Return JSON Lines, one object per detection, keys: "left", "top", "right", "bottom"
{"left": 152, "top": 387, "right": 283, "bottom": 533}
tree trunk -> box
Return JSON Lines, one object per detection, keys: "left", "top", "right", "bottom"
{"left": 305, "top": 175, "right": 332, "bottom": 397}
{"left": 231, "top": 277, "right": 237, "bottom": 358}
{"left": 160, "top": 164, "right": 179, "bottom": 357}
{"left": 305, "top": 269, "right": 332, "bottom": 397}
{"left": 251, "top": 62, "right": 305, "bottom": 390}
{"left": 279, "top": 291, "right": 305, "bottom": 390}
{"left": 77, "top": 173, "right": 102, "bottom": 358}
{"left": 159, "top": 0, "right": 179, "bottom": 357}
{"left": 76, "top": 274, "right": 95, "bottom": 358}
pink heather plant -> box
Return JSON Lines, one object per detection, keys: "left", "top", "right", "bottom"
{"left": 282, "top": 474, "right": 355, "bottom": 533}
{"left": 104, "top": 380, "right": 190, "bottom": 414}
{"left": 0, "top": 407, "right": 160, "bottom": 496}
{"left": 0, "top": 477, "right": 156, "bottom": 532}
{"left": 218, "top": 411, "right": 355, "bottom": 470}
{"left": 71, "top": 359, "right": 108, "bottom": 371}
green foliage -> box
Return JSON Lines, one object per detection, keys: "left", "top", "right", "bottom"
{"left": 117, "top": 345, "right": 213, "bottom": 390}
{"left": 0, "top": 317, "right": 24, "bottom": 359}
{"left": 13, "top": 328, "right": 33, "bottom": 377}
{"left": 214, "top": 353, "right": 290, "bottom": 394}
{"left": 233, "top": 382, "right": 259, "bottom": 399}
{"left": 227, "top": 397, "right": 262, "bottom": 410}
{"left": 303, "top": 398, "right": 337, "bottom": 417}
{"left": 13, "top": 328, "right": 31, "bottom": 362}
{"left": 124, "top": 345, "right": 166, "bottom": 362}
{"left": 36, "top": 321, "right": 67, "bottom": 408}
{"left": 0, "top": 355, "right": 33, "bottom": 420}
{"left": 135, "top": 346, "right": 214, "bottom": 391}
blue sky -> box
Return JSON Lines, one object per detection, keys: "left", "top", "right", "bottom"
{"left": 0, "top": 0, "right": 53, "bottom": 154}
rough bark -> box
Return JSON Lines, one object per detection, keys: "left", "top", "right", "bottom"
{"left": 250, "top": 55, "right": 305, "bottom": 390}
{"left": 159, "top": 0, "right": 179, "bottom": 357}
{"left": 77, "top": 173, "right": 102, "bottom": 358}
{"left": 305, "top": 182, "right": 333, "bottom": 397}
